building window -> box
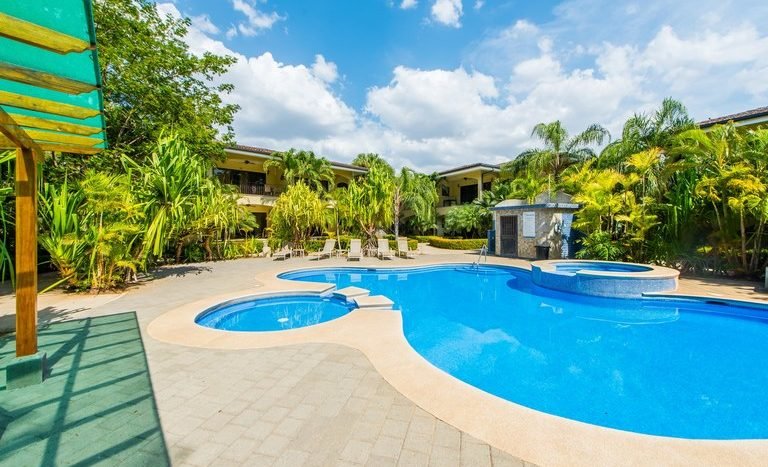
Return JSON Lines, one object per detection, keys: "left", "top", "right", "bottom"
{"left": 460, "top": 184, "right": 478, "bottom": 204}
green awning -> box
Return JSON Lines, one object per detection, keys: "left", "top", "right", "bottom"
{"left": 0, "top": 0, "right": 106, "bottom": 156}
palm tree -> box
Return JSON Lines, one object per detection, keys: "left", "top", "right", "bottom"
{"left": 599, "top": 97, "right": 694, "bottom": 168}
{"left": 392, "top": 168, "right": 438, "bottom": 238}
{"left": 502, "top": 120, "right": 609, "bottom": 182}
{"left": 264, "top": 149, "right": 335, "bottom": 191}
{"left": 352, "top": 153, "right": 395, "bottom": 178}
{"left": 341, "top": 165, "right": 394, "bottom": 248}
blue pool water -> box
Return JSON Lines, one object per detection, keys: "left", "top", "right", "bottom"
{"left": 196, "top": 294, "right": 355, "bottom": 331}
{"left": 280, "top": 264, "right": 768, "bottom": 439}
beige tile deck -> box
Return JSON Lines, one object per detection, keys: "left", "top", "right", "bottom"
{"left": 3, "top": 251, "right": 768, "bottom": 466}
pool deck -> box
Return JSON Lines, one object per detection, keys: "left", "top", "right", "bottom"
{"left": 2, "top": 251, "right": 768, "bottom": 466}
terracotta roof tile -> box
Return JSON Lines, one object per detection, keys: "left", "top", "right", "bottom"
{"left": 698, "top": 106, "right": 768, "bottom": 128}
{"left": 226, "top": 145, "right": 367, "bottom": 172}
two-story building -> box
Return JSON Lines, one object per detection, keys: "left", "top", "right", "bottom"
{"left": 435, "top": 163, "right": 501, "bottom": 215}
{"left": 433, "top": 163, "right": 502, "bottom": 233}
{"left": 216, "top": 145, "right": 368, "bottom": 234}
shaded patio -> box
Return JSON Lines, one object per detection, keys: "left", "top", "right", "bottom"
{"left": 0, "top": 312, "right": 168, "bottom": 465}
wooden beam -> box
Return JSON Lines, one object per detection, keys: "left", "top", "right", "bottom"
{"left": 39, "top": 143, "right": 102, "bottom": 155}
{"left": 8, "top": 113, "right": 102, "bottom": 136}
{"left": 0, "top": 134, "right": 102, "bottom": 155}
{"left": 0, "top": 12, "right": 90, "bottom": 54}
{"left": 24, "top": 129, "right": 103, "bottom": 147}
{"left": 0, "top": 90, "right": 100, "bottom": 119}
{"left": 0, "top": 62, "right": 97, "bottom": 94}
{"left": 15, "top": 146, "right": 38, "bottom": 357}
{"left": 0, "top": 107, "right": 42, "bottom": 160}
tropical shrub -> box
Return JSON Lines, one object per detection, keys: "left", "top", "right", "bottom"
{"left": 38, "top": 172, "right": 143, "bottom": 292}
{"left": 444, "top": 204, "right": 491, "bottom": 238}
{"left": 219, "top": 238, "right": 264, "bottom": 259}
{"left": 268, "top": 182, "right": 326, "bottom": 247}
{"left": 39, "top": 182, "right": 88, "bottom": 288}
{"left": 0, "top": 151, "right": 14, "bottom": 286}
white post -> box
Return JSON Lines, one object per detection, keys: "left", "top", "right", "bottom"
{"left": 477, "top": 173, "right": 483, "bottom": 199}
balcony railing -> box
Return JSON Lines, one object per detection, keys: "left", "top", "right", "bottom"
{"left": 238, "top": 183, "right": 283, "bottom": 196}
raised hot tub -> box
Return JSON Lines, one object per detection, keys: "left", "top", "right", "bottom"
{"left": 530, "top": 260, "right": 679, "bottom": 298}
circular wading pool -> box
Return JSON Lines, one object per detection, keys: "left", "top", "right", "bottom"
{"left": 195, "top": 294, "right": 356, "bottom": 332}
{"left": 531, "top": 259, "right": 679, "bottom": 298}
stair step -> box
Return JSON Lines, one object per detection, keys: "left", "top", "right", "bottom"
{"left": 353, "top": 295, "right": 394, "bottom": 310}
{"left": 333, "top": 286, "right": 370, "bottom": 301}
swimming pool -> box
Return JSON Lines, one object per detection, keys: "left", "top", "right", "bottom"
{"left": 196, "top": 294, "right": 355, "bottom": 331}
{"left": 281, "top": 264, "right": 768, "bottom": 439}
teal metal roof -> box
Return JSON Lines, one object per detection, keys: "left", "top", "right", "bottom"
{"left": 0, "top": 0, "right": 105, "bottom": 154}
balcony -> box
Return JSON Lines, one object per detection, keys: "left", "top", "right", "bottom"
{"left": 237, "top": 182, "right": 283, "bottom": 197}
{"left": 234, "top": 183, "right": 285, "bottom": 208}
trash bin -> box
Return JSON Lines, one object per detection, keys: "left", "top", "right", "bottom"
{"left": 535, "top": 245, "right": 550, "bottom": 260}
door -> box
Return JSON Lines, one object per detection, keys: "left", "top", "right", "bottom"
{"left": 499, "top": 215, "right": 518, "bottom": 257}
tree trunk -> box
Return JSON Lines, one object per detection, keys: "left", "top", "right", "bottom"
{"left": 203, "top": 237, "right": 213, "bottom": 261}
{"left": 750, "top": 219, "right": 765, "bottom": 274}
{"left": 740, "top": 210, "right": 748, "bottom": 273}
{"left": 175, "top": 241, "right": 184, "bottom": 263}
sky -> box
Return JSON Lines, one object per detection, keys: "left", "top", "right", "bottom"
{"left": 159, "top": 0, "right": 768, "bottom": 172}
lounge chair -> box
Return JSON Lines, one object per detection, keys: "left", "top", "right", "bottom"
{"left": 309, "top": 239, "right": 336, "bottom": 260}
{"left": 272, "top": 244, "right": 292, "bottom": 260}
{"left": 377, "top": 238, "right": 395, "bottom": 260}
{"left": 347, "top": 239, "right": 362, "bottom": 261}
{"left": 397, "top": 238, "right": 416, "bottom": 259}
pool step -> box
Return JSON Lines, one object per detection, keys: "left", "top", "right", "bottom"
{"left": 353, "top": 295, "right": 394, "bottom": 310}
{"left": 333, "top": 286, "right": 370, "bottom": 301}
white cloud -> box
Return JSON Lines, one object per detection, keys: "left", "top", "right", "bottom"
{"left": 367, "top": 66, "right": 499, "bottom": 140}
{"left": 474, "top": 0, "right": 485, "bottom": 9}
{"left": 400, "top": 0, "right": 418, "bottom": 9}
{"left": 190, "top": 14, "right": 219, "bottom": 35}
{"left": 230, "top": 0, "right": 283, "bottom": 37}
{"left": 431, "top": 0, "right": 463, "bottom": 28}
{"left": 310, "top": 55, "right": 339, "bottom": 83}
{"left": 157, "top": 1, "right": 768, "bottom": 173}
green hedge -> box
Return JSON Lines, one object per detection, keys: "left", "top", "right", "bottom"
{"left": 422, "top": 236, "right": 486, "bottom": 250}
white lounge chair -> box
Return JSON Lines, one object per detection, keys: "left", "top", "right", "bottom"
{"left": 397, "top": 238, "right": 416, "bottom": 259}
{"left": 272, "top": 244, "right": 292, "bottom": 260}
{"left": 377, "top": 238, "right": 395, "bottom": 260}
{"left": 347, "top": 239, "right": 362, "bottom": 261}
{"left": 309, "top": 239, "right": 336, "bottom": 260}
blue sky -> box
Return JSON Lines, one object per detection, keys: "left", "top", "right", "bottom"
{"left": 161, "top": 0, "right": 768, "bottom": 171}
{"left": 173, "top": 0, "right": 560, "bottom": 109}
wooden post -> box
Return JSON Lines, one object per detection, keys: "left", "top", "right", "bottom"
{"left": 15, "top": 146, "right": 37, "bottom": 357}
